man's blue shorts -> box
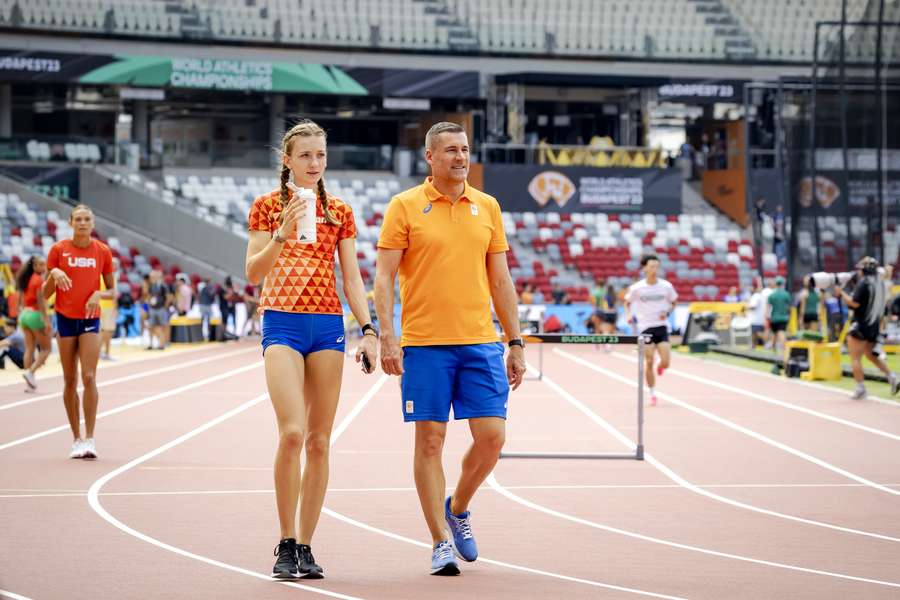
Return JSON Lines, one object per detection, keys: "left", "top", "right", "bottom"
{"left": 261, "top": 311, "right": 345, "bottom": 357}
{"left": 401, "top": 343, "right": 509, "bottom": 422}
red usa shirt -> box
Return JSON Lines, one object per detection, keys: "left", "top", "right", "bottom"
{"left": 47, "top": 239, "right": 113, "bottom": 318}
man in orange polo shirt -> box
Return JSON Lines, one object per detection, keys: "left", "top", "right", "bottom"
{"left": 375, "top": 121, "right": 526, "bottom": 576}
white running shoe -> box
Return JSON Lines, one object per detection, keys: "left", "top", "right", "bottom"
{"left": 82, "top": 438, "right": 97, "bottom": 459}
{"left": 851, "top": 387, "right": 867, "bottom": 401}
{"left": 69, "top": 439, "right": 85, "bottom": 459}
{"left": 23, "top": 371, "right": 36, "bottom": 390}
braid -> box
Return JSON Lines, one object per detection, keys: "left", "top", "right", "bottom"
{"left": 276, "top": 165, "right": 291, "bottom": 228}
{"left": 317, "top": 178, "right": 339, "bottom": 225}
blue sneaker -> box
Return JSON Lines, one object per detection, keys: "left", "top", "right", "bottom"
{"left": 430, "top": 540, "right": 460, "bottom": 576}
{"left": 445, "top": 496, "right": 478, "bottom": 562}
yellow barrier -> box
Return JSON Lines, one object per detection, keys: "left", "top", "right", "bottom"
{"left": 784, "top": 340, "right": 842, "bottom": 381}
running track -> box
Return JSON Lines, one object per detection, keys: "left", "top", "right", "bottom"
{"left": 1, "top": 340, "right": 898, "bottom": 599}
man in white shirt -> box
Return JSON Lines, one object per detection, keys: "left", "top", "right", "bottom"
{"left": 625, "top": 254, "right": 678, "bottom": 406}
{"left": 747, "top": 278, "right": 768, "bottom": 348}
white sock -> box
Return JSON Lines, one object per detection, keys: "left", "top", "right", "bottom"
{"left": 649, "top": 387, "right": 656, "bottom": 396}
{"left": 856, "top": 382, "right": 866, "bottom": 392}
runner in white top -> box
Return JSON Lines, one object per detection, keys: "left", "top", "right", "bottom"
{"left": 625, "top": 254, "right": 677, "bottom": 406}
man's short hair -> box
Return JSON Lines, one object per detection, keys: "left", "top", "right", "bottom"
{"left": 425, "top": 122, "right": 465, "bottom": 150}
{"left": 640, "top": 254, "right": 660, "bottom": 267}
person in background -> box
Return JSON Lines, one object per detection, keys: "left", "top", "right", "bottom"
{"left": 16, "top": 255, "right": 52, "bottom": 389}
{"left": 772, "top": 206, "right": 786, "bottom": 261}
{"left": 99, "top": 257, "right": 119, "bottom": 361}
{"left": 835, "top": 257, "right": 899, "bottom": 400}
{"left": 217, "top": 276, "right": 239, "bottom": 335}
{"left": 198, "top": 278, "right": 216, "bottom": 341}
{"left": 242, "top": 284, "right": 261, "bottom": 337}
{"left": 625, "top": 254, "right": 677, "bottom": 406}
{"left": 519, "top": 282, "right": 534, "bottom": 305}
{"left": 747, "top": 279, "right": 767, "bottom": 348}
{"left": 146, "top": 269, "right": 172, "bottom": 350}
{"left": 116, "top": 289, "right": 137, "bottom": 339}
{"left": 824, "top": 288, "right": 845, "bottom": 342}
{"left": 0, "top": 318, "right": 26, "bottom": 370}
{"left": 175, "top": 275, "right": 193, "bottom": 316}
{"left": 551, "top": 283, "right": 570, "bottom": 305}
{"left": 44, "top": 204, "right": 116, "bottom": 459}
{"left": 798, "top": 277, "right": 821, "bottom": 332}
{"left": 767, "top": 276, "right": 791, "bottom": 352}
{"left": 724, "top": 286, "right": 740, "bottom": 303}
{"left": 139, "top": 273, "right": 150, "bottom": 341}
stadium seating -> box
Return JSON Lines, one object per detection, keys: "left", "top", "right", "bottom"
{"left": 722, "top": 0, "right": 873, "bottom": 62}
{"left": 0, "top": 191, "right": 192, "bottom": 302}
{"left": 158, "top": 172, "right": 793, "bottom": 303}
{"left": 5, "top": 0, "right": 881, "bottom": 62}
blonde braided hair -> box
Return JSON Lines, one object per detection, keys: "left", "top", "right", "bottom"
{"left": 279, "top": 119, "right": 338, "bottom": 226}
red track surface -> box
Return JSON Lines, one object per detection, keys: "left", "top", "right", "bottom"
{"left": 1, "top": 341, "right": 899, "bottom": 599}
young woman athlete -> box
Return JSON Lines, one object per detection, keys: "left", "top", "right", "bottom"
{"left": 43, "top": 204, "right": 115, "bottom": 459}
{"left": 245, "top": 119, "right": 378, "bottom": 580}
{"left": 16, "top": 255, "right": 52, "bottom": 391}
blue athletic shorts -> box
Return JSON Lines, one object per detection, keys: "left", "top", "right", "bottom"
{"left": 261, "top": 310, "right": 345, "bottom": 357}
{"left": 401, "top": 343, "right": 509, "bottom": 422}
{"left": 56, "top": 313, "right": 101, "bottom": 338}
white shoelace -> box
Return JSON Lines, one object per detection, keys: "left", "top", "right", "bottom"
{"left": 452, "top": 515, "right": 473, "bottom": 540}
{"left": 435, "top": 542, "right": 454, "bottom": 560}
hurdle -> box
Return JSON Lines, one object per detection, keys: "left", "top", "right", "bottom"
{"left": 500, "top": 333, "right": 646, "bottom": 461}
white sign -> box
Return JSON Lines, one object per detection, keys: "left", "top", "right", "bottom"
{"left": 383, "top": 97, "right": 431, "bottom": 111}
{"left": 579, "top": 177, "right": 644, "bottom": 208}
{"left": 170, "top": 58, "right": 273, "bottom": 91}
{"left": 658, "top": 83, "right": 735, "bottom": 99}
{"left": 120, "top": 87, "right": 165, "bottom": 100}
{"left": 0, "top": 56, "right": 61, "bottom": 73}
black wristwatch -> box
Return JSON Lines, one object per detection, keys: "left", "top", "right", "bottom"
{"left": 508, "top": 338, "right": 525, "bottom": 349}
{"left": 361, "top": 323, "right": 378, "bottom": 337}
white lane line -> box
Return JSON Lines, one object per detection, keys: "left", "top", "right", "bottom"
{"left": 556, "top": 348, "right": 900, "bottom": 498}
{"left": 0, "top": 342, "right": 240, "bottom": 390}
{"left": 536, "top": 369, "right": 900, "bottom": 545}
{"left": 86, "top": 369, "right": 685, "bottom": 599}
{"left": 321, "top": 507, "right": 686, "bottom": 600}
{"left": 86, "top": 393, "right": 364, "bottom": 600}
{"left": 0, "top": 347, "right": 258, "bottom": 411}
{"left": 0, "top": 590, "right": 34, "bottom": 600}
{"left": 0, "top": 362, "right": 263, "bottom": 451}
{"left": 322, "top": 379, "right": 686, "bottom": 599}
{"left": 679, "top": 351, "right": 900, "bottom": 408}
{"left": 608, "top": 351, "right": 900, "bottom": 442}
{"left": 6, "top": 482, "right": 900, "bottom": 500}
{"left": 488, "top": 474, "right": 900, "bottom": 589}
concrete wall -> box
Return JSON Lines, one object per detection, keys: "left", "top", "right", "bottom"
{"left": 79, "top": 166, "right": 247, "bottom": 280}
{"left": 0, "top": 173, "right": 236, "bottom": 283}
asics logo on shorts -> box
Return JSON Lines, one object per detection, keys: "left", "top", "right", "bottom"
{"left": 67, "top": 257, "right": 97, "bottom": 268}
{"left": 336, "top": 336, "right": 344, "bottom": 343}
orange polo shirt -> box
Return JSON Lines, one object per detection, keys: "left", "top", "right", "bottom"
{"left": 378, "top": 177, "right": 509, "bottom": 347}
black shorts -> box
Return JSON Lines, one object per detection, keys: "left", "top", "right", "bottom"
{"left": 641, "top": 325, "right": 669, "bottom": 345}
{"left": 600, "top": 311, "right": 617, "bottom": 324}
{"left": 802, "top": 314, "right": 819, "bottom": 324}
{"left": 848, "top": 321, "right": 880, "bottom": 344}
{"left": 56, "top": 313, "right": 101, "bottom": 338}
{"left": 771, "top": 321, "right": 788, "bottom": 333}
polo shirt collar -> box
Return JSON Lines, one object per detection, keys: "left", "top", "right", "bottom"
{"left": 423, "top": 177, "right": 472, "bottom": 203}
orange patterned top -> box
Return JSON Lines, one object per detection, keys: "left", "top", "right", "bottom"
{"left": 248, "top": 189, "right": 357, "bottom": 315}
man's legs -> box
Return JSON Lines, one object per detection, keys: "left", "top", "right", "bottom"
{"left": 451, "top": 417, "right": 505, "bottom": 515}
{"left": 644, "top": 343, "right": 657, "bottom": 389}
{"left": 413, "top": 420, "right": 449, "bottom": 545}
